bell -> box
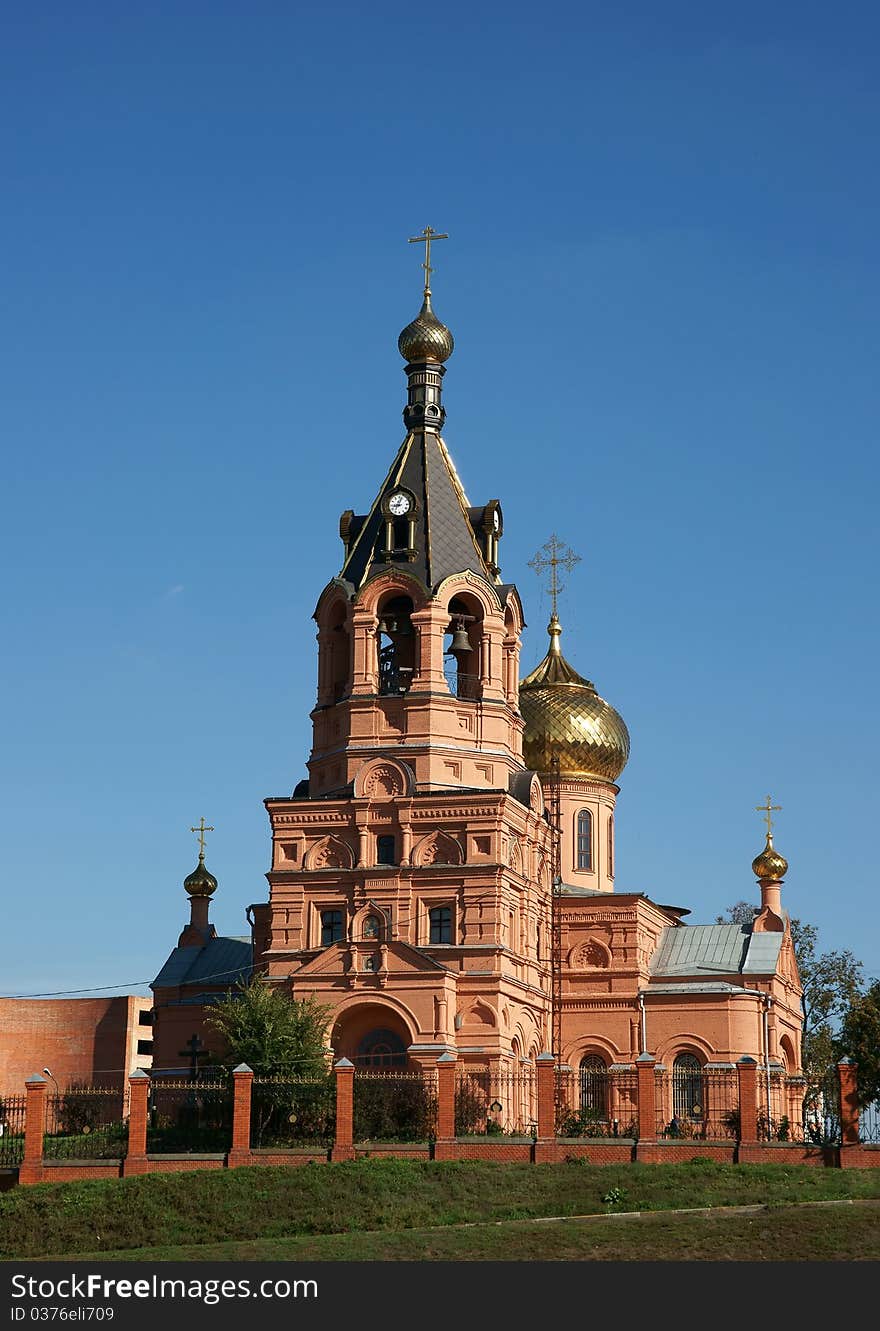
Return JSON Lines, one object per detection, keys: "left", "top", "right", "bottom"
{"left": 376, "top": 618, "right": 389, "bottom": 636}
{"left": 377, "top": 618, "right": 397, "bottom": 636}
{"left": 446, "top": 626, "right": 471, "bottom": 656}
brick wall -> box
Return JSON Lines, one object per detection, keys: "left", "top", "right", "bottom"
{"left": 0, "top": 996, "right": 153, "bottom": 1096}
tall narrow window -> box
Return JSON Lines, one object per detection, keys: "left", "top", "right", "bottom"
{"left": 579, "top": 1054, "right": 608, "bottom": 1118}
{"left": 376, "top": 834, "right": 396, "bottom": 866}
{"left": 429, "top": 905, "right": 452, "bottom": 944}
{"left": 320, "top": 909, "right": 344, "bottom": 946}
{"left": 673, "top": 1053, "right": 704, "bottom": 1120}
{"left": 608, "top": 814, "right": 614, "bottom": 878}
{"left": 576, "top": 809, "right": 593, "bottom": 871}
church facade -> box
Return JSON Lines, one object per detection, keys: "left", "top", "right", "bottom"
{"left": 153, "top": 238, "right": 805, "bottom": 1132}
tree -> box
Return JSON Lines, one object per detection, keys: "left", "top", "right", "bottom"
{"left": 837, "top": 981, "right": 880, "bottom": 1108}
{"left": 715, "top": 901, "right": 757, "bottom": 926}
{"left": 206, "top": 979, "right": 331, "bottom": 1078}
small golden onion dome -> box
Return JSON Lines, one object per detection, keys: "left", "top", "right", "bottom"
{"left": 752, "top": 834, "right": 788, "bottom": 881}
{"left": 183, "top": 855, "right": 218, "bottom": 898}
{"left": 519, "top": 615, "right": 630, "bottom": 782}
{"left": 398, "top": 291, "right": 454, "bottom": 363}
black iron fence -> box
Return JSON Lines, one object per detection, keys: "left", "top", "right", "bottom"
{"left": 555, "top": 1066, "right": 639, "bottom": 1138}
{"left": 786, "top": 1069, "right": 842, "bottom": 1145}
{"left": 0, "top": 1094, "right": 27, "bottom": 1167}
{"left": 146, "top": 1078, "right": 232, "bottom": 1154}
{"left": 654, "top": 1066, "right": 740, "bottom": 1141}
{"left": 43, "top": 1086, "right": 129, "bottom": 1160}
{"left": 250, "top": 1076, "right": 336, "bottom": 1150}
{"left": 353, "top": 1069, "right": 438, "bottom": 1142}
{"left": 454, "top": 1065, "right": 537, "bottom": 1136}
{"left": 860, "top": 1101, "right": 880, "bottom": 1145}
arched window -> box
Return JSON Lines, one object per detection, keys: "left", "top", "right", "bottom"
{"left": 355, "top": 1028, "right": 407, "bottom": 1068}
{"left": 576, "top": 810, "right": 593, "bottom": 871}
{"left": 608, "top": 814, "right": 614, "bottom": 878}
{"left": 579, "top": 1054, "right": 607, "bottom": 1118}
{"left": 673, "top": 1053, "right": 704, "bottom": 1120}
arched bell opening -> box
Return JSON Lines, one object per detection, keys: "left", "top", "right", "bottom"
{"left": 376, "top": 594, "right": 416, "bottom": 696}
{"left": 326, "top": 599, "right": 351, "bottom": 703}
{"left": 444, "top": 594, "right": 483, "bottom": 700}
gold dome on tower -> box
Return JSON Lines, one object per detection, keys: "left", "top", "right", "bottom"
{"left": 752, "top": 834, "right": 788, "bottom": 882}
{"left": 519, "top": 615, "right": 630, "bottom": 782}
{"left": 398, "top": 290, "right": 454, "bottom": 364}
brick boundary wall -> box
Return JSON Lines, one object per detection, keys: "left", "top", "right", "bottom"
{"left": 12, "top": 1058, "right": 879, "bottom": 1187}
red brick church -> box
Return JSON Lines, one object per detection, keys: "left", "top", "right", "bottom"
{"left": 152, "top": 234, "right": 805, "bottom": 1130}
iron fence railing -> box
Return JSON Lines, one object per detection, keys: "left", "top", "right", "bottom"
{"left": 655, "top": 1067, "right": 739, "bottom": 1141}
{"left": 791, "top": 1070, "right": 842, "bottom": 1146}
{"left": 43, "top": 1086, "right": 129, "bottom": 1159}
{"left": 554, "top": 1067, "right": 639, "bottom": 1138}
{"left": 146, "top": 1078, "right": 232, "bottom": 1154}
{"left": 0, "top": 1094, "right": 27, "bottom": 1167}
{"left": 860, "top": 1101, "right": 880, "bottom": 1145}
{"left": 443, "top": 663, "right": 481, "bottom": 701}
{"left": 250, "top": 1076, "right": 336, "bottom": 1150}
{"left": 353, "top": 1069, "right": 438, "bottom": 1143}
{"left": 455, "top": 1065, "right": 537, "bottom": 1137}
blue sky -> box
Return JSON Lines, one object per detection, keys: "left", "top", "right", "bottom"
{"left": 2, "top": 2, "right": 878, "bottom": 1001}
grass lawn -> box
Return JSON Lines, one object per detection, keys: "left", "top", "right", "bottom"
{"left": 2, "top": 1159, "right": 880, "bottom": 1262}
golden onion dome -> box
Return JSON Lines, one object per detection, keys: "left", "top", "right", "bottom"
{"left": 183, "top": 854, "right": 218, "bottom": 898}
{"left": 519, "top": 615, "right": 630, "bottom": 782}
{"left": 398, "top": 290, "right": 454, "bottom": 364}
{"left": 752, "top": 834, "right": 788, "bottom": 882}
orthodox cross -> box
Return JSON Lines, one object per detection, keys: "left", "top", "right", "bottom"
{"left": 408, "top": 224, "right": 448, "bottom": 293}
{"left": 528, "top": 534, "right": 581, "bottom": 618}
{"left": 190, "top": 817, "right": 214, "bottom": 860}
{"left": 179, "top": 1033, "right": 210, "bottom": 1079}
{"left": 756, "top": 795, "right": 781, "bottom": 838}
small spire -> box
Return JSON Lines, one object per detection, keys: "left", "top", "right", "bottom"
{"left": 751, "top": 798, "right": 788, "bottom": 881}
{"left": 547, "top": 612, "right": 563, "bottom": 657}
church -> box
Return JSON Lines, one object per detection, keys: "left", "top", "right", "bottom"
{"left": 152, "top": 231, "right": 805, "bottom": 1133}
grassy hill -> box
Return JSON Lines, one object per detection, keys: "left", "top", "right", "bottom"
{"left": 2, "top": 1159, "right": 880, "bottom": 1262}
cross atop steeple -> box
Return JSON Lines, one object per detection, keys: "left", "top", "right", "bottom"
{"left": 190, "top": 817, "right": 214, "bottom": 861}
{"left": 408, "top": 224, "right": 449, "bottom": 294}
{"left": 755, "top": 795, "right": 781, "bottom": 839}
{"left": 528, "top": 535, "right": 581, "bottom": 619}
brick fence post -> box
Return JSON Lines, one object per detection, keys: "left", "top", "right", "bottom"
{"left": 331, "top": 1058, "right": 355, "bottom": 1162}
{"left": 122, "top": 1070, "right": 150, "bottom": 1176}
{"left": 837, "top": 1059, "right": 860, "bottom": 1163}
{"left": 534, "top": 1052, "right": 557, "bottom": 1164}
{"left": 736, "top": 1056, "right": 758, "bottom": 1152}
{"left": 433, "top": 1052, "right": 457, "bottom": 1161}
{"left": 19, "top": 1075, "right": 46, "bottom": 1186}
{"left": 228, "top": 1064, "right": 254, "bottom": 1168}
{"left": 634, "top": 1053, "right": 656, "bottom": 1159}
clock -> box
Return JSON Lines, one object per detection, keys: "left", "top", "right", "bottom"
{"left": 491, "top": 507, "right": 500, "bottom": 532}
{"left": 388, "top": 491, "right": 412, "bottom": 517}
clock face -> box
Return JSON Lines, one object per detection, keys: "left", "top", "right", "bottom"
{"left": 492, "top": 508, "right": 500, "bottom": 532}
{"left": 388, "top": 491, "right": 412, "bottom": 517}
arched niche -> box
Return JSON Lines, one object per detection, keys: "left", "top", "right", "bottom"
{"left": 305, "top": 835, "right": 356, "bottom": 871}
{"left": 353, "top": 758, "right": 414, "bottom": 801}
{"left": 352, "top": 903, "right": 390, "bottom": 943}
{"left": 411, "top": 830, "right": 464, "bottom": 867}
{"left": 568, "top": 938, "right": 611, "bottom": 970}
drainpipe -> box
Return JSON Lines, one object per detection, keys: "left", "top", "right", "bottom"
{"left": 763, "top": 994, "right": 773, "bottom": 1133}
{"left": 638, "top": 992, "right": 647, "bottom": 1055}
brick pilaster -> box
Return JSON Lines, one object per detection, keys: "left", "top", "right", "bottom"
{"left": 122, "top": 1070, "right": 150, "bottom": 1176}
{"left": 634, "top": 1053, "right": 656, "bottom": 1153}
{"left": 536, "top": 1053, "right": 556, "bottom": 1139}
{"left": 228, "top": 1064, "right": 254, "bottom": 1167}
{"left": 838, "top": 1058, "right": 860, "bottom": 1152}
{"left": 19, "top": 1075, "right": 46, "bottom": 1186}
{"left": 332, "top": 1058, "right": 355, "bottom": 1161}
{"left": 433, "top": 1053, "right": 457, "bottom": 1160}
{"left": 736, "top": 1056, "right": 758, "bottom": 1145}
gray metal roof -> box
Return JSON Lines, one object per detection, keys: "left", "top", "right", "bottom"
{"left": 152, "top": 936, "right": 253, "bottom": 992}
{"left": 650, "top": 922, "right": 783, "bottom": 979}
{"left": 340, "top": 432, "right": 493, "bottom": 592}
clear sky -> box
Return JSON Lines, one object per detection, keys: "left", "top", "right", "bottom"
{"left": 2, "top": 2, "right": 878, "bottom": 1002}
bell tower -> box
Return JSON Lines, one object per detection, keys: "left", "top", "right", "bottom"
{"left": 308, "top": 228, "right": 525, "bottom": 798}
{"left": 259, "top": 233, "right": 555, "bottom": 1072}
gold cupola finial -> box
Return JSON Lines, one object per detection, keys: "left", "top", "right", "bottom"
{"left": 751, "top": 796, "right": 788, "bottom": 881}
{"left": 398, "top": 225, "right": 454, "bottom": 364}
{"left": 184, "top": 817, "right": 218, "bottom": 897}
